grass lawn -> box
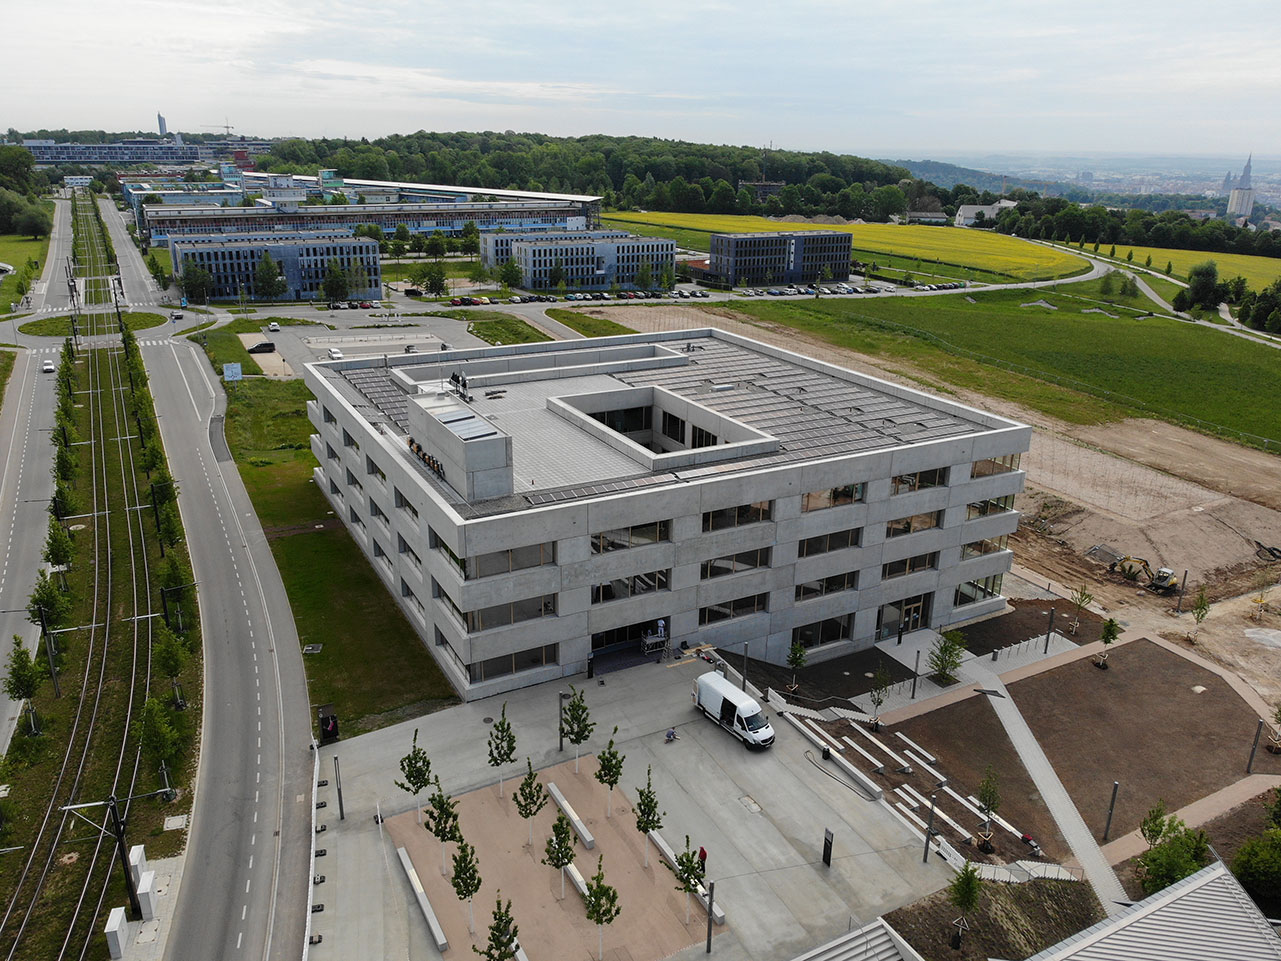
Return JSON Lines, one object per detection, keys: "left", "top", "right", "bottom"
{"left": 189, "top": 314, "right": 321, "bottom": 376}
{"left": 723, "top": 286, "right": 1281, "bottom": 440}
{"left": 382, "top": 259, "right": 475, "bottom": 283}
{"left": 545, "top": 308, "right": 635, "bottom": 337}
{"left": 145, "top": 246, "right": 171, "bottom": 275}
{"left": 603, "top": 212, "right": 1089, "bottom": 281}
{"left": 0, "top": 230, "right": 55, "bottom": 309}
{"left": 467, "top": 315, "right": 552, "bottom": 345}
{"left": 1050, "top": 274, "right": 1159, "bottom": 313}
{"left": 224, "top": 379, "right": 457, "bottom": 733}
{"left": 18, "top": 310, "right": 168, "bottom": 337}
{"left": 0, "top": 350, "right": 13, "bottom": 414}
{"left": 1137, "top": 273, "right": 1185, "bottom": 305}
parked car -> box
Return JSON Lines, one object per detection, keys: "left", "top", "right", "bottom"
{"left": 247, "top": 341, "right": 276, "bottom": 354}
{"left": 347, "top": 301, "right": 359, "bottom": 309}
{"left": 268, "top": 321, "right": 280, "bottom": 332}
{"left": 403, "top": 344, "right": 418, "bottom": 353}
{"left": 404, "top": 288, "right": 422, "bottom": 297}
{"left": 326, "top": 347, "right": 343, "bottom": 360}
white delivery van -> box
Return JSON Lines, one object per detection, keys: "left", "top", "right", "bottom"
{"left": 693, "top": 671, "right": 775, "bottom": 748}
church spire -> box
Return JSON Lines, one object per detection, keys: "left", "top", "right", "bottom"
{"left": 1239, "top": 154, "right": 1252, "bottom": 190}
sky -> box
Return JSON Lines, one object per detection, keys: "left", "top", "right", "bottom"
{"left": 7, "top": 0, "right": 1280, "bottom": 158}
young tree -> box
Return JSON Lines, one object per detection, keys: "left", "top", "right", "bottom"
{"left": 475, "top": 893, "right": 519, "bottom": 961}
{"left": 947, "top": 861, "right": 981, "bottom": 949}
{"left": 1136, "top": 817, "right": 1209, "bottom": 894}
{"left": 254, "top": 251, "right": 287, "bottom": 300}
{"left": 466, "top": 260, "right": 490, "bottom": 285}
{"left": 424, "top": 776, "right": 462, "bottom": 876}
{"left": 513, "top": 758, "right": 548, "bottom": 846}
{"left": 486, "top": 703, "right": 517, "bottom": 798}
{"left": 498, "top": 259, "right": 522, "bottom": 289}
{"left": 28, "top": 570, "right": 71, "bottom": 628}
{"left": 583, "top": 855, "right": 621, "bottom": 961}
{"left": 668, "top": 835, "right": 703, "bottom": 923}
{"left": 786, "top": 641, "right": 807, "bottom": 691}
{"left": 1165, "top": 261, "right": 1173, "bottom": 275}
{"left": 927, "top": 630, "right": 966, "bottom": 684}
{"left": 154, "top": 621, "right": 188, "bottom": 708}
{"left": 4, "top": 636, "right": 43, "bottom": 735}
{"left": 977, "top": 766, "right": 1001, "bottom": 852}
{"left": 659, "top": 264, "right": 675, "bottom": 291}
{"left": 44, "top": 516, "right": 73, "bottom": 585}
{"left": 50, "top": 478, "right": 79, "bottom": 520}
{"left": 1140, "top": 799, "right": 1171, "bottom": 848}
{"left": 159, "top": 501, "right": 183, "bottom": 549}
{"left": 594, "top": 727, "right": 625, "bottom": 817}
{"left": 394, "top": 221, "right": 412, "bottom": 243}
{"left": 1097, "top": 617, "right": 1120, "bottom": 667}
{"left": 451, "top": 838, "right": 483, "bottom": 933}
{"left": 1264, "top": 783, "right": 1281, "bottom": 827}
{"left": 461, "top": 235, "right": 480, "bottom": 259}
{"left": 426, "top": 232, "right": 447, "bottom": 260}
{"left": 542, "top": 812, "right": 576, "bottom": 899}
{"left": 562, "top": 685, "right": 595, "bottom": 773}
{"left": 179, "top": 265, "right": 213, "bottom": 304}
{"left": 1068, "top": 583, "right": 1094, "bottom": 635}
{"left": 1099, "top": 270, "right": 1116, "bottom": 296}
{"left": 634, "top": 764, "right": 665, "bottom": 867}
{"left": 547, "top": 261, "right": 565, "bottom": 290}
{"left": 133, "top": 696, "right": 180, "bottom": 770}
{"left": 634, "top": 260, "right": 653, "bottom": 291}
{"left": 395, "top": 727, "right": 433, "bottom": 824}
{"left": 1191, "top": 587, "right": 1210, "bottom": 641}
{"left": 868, "top": 660, "right": 892, "bottom": 730}
{"left": 1232, "top": 828, "right": 1281, "bottom": 903}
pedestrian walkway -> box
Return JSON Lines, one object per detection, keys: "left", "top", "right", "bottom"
{"left": 963, "top": 661, "right": 1130, "bottom": 915}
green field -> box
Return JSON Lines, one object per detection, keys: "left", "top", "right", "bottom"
{"left": 382, "top": 259, "right": 474, "bottom": 283}
{"left": 603, "top": 212, "right": 1089, "bottom": 281}
{"left": 0, "top": 350, "right": 13, "bottom": 414}
{"left": 723, "top": 289, "right": 1281, "bottom": 443}
{"left": 224, "top": 379, "right": 457, "bottom": 733}
{"left": 189, "top": 315, "right": 319, "bottom": 376}
{"left": 145, "top": 246, "right": 172, "bottom": 275}
{"left": 545, "top": 308, "right": 635, "bottom": 337}
{"left": 1137, "top": 273, "right": 1185, "bottom": 306}
{"left": 18, "top": 310, "right": 168, "bottom": 337}
{"left": 0, "top": 230, "right": 55, "bottom": 310}
{"left": 1058, "top": 241, "right": 1281, "bottom": 291}
{"left": 466, "top": 315, "right": 552, "bottom": 345}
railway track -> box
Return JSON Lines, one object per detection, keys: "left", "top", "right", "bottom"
{"left": 0, "top": 192, "right": 159, "bottom": 961}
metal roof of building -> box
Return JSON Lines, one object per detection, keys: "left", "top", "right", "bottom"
{"left": 1022, "top": 863, "right": 1281, "bottom": 961}
{"left": 318, "top": 329, "right": 1017, "bottom": 516}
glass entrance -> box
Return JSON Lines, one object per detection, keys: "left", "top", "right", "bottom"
{"left": 876, "top": 592, "right": 933, "bottom": 640}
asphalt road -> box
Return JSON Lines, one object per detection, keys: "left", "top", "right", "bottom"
{"left": 0, "top": 347, "right": 57, "bottom": 754}
{"left": 145, "top": 337, "right": 313, "bottom": 961}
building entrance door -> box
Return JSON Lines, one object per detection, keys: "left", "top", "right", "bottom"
{"left": 901, "top": 595, "right": 927, "bottom": 632}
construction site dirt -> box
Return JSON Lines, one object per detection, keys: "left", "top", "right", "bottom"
{"left": 594, "top": 303, "right": 1281, "bottom": 708}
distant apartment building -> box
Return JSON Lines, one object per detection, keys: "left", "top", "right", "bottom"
{"left": 954, "top": 199, "right": 1019, "bottom": 227}
{"left": 1227, "top": 187, "right": 1255, "bottom": 221}
{"left": 21, "top": 138, "right": 274, "bottom": 166}
{"left": 709, "top": 231, "right": 852, "bottom": 286}
{"left": 303, "top": 328, "right": 1030, "bottom": 700}
{"left": 480, "top": 230, "right": 631, "bottom": 268}
{"left": 513, "top": 235, "right": 675, "bottom": 290}
{"left": 171, "top": 235, "right": 381, "bottom": 301}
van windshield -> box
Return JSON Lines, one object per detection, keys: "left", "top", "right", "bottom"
{"left": 743, "top": 712, "right": 768, "bottom": 732}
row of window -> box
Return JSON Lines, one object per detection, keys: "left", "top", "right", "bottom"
{"left": 591, "top": 569, "right": 670, "bottom": 604}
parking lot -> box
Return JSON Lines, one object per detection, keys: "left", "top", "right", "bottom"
{"left": 308, "top": 655, "right": 950, "bottom": 961}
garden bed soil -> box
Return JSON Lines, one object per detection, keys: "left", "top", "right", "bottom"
{"left": 957, "top": 597, "right": 1102, "bottom": 655}
{"left": 1008, "top": 639, "right": 1281, "bottom": 842}
{"left": 884, "top": 878, "right": 1103, "bottom": 961}
{"left": 715, "top": 645, "right": 914, "bottom": 705}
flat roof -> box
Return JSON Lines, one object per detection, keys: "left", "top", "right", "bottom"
{"left": 245, "top": 172, "right": 600, "bottom": 205}
{"left": 171, "top": 235, "right": 375, "bottom": 249}
{"left": 311, "top": 329, "right": 1024, "bottom": 518}
{"left": 713, "top": 231, "right": 851, "bottom": 240}
{"left": 143, "top": 200, "right": 583, "bottom": 218}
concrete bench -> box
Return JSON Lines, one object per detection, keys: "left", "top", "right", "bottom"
{"left": 900, "top": 784, "right": 969, "bottom": 838}
{"left": 547, "top": 783, "right": 595, "bottom": 850}
{"left": 841, "top": 736, "right": 886, "bottom": 773}
{"left": 903, "top": 749, "right": 948, "bottom": 787}
{"left": 894, "top": 731, "right": 937, "bottom": 764}
{"left": 847, "top": 722, "right": 912, "bottom": 773}
{"left": 893, "top": 786, "right": 919, "bottom": 809}
{"left": 564, "top": 861, "right": 589, "bottom": 898}
{"left": 647, "top": 830, "right": 726, "bottom": 925}
{"left": 801, "top": 718, "right": 845, "bottom": 752}
{"left": 397, "top": 847, "right": 448, "bottom": 952}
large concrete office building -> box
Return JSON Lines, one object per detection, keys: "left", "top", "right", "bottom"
{"left": 710, "top": 231, "right": 852, "bottom": 286}
{"left": 480, "top": 230, "right": 632, "bottom": 268}
{"left": 19, "top": 137, "right": 273, "bottom": 166}
{"left": 304, "top": 329, "right": 1029, "bottom": 700}
{"left": 143, "top": 200, "right": 595, "bottom": 247}
{"left": 513, "top": 235, "right": 675, "bottom": 290}
{"left": 171, "top": 235, "right": 381, "bottom": 301}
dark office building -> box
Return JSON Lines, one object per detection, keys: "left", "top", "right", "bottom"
{"left": 710, "top": 231, "right": 852, "bottom": 286}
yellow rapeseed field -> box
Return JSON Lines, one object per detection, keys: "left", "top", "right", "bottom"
{"left": 604, "top": 212, "right": 1088, "bottom": 281}
{"left": 1071, "top": 242, "right": 1281, "bottom": 291}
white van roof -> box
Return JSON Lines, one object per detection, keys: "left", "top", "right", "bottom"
{"left": 697, "top": 670, "right": 763, "bottom": 713}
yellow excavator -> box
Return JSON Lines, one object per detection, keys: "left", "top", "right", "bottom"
{"left": 1108, "top": 556, "right": 1179, "bottom": 595}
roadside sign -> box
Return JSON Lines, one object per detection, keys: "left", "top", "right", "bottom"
{"left": 223, "top": 363, "right": 243, "bottom": 383}
{"left": 181, "top": 297, "right": 188, "bottom": 307}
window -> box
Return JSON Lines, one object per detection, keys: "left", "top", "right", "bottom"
{"left": 661, "top": 411, "right": 685, "bottom": 443}
{"left": 594, "top": 406, "right": 651, "bottom": 434}
{"left": 798, "top": 527, "right": 861, "bottom": 557}
{"left": 342, "top": 429, "right": 359, "bottom": 450}
{"left": 592, "top": 621, "right": 663, "bottom": 651}
{"left": 348, "top": 505, "right": 363, "bottom": 528}
{"left": 967, "top": 495, "right": 1015, "bottom": 520}
{"left": 591, "top": 569, "right": 670, "bottom": 604}
{"left": 699, "top": 592, "right": 769, "bottom": 625}
{"left": 369, "top": 499, "right": 388, "bottom": 526}
{"left": 590, "top": 520, "right": 671, "bottom": 554}
{"left": 372, "top": 539, "right": 388, "bottom": 563}
{"left": 345, "top": 468, "right": 362, "bottom": 492}
{"left": 891, "top": 468, "right": 948, "bottom": 496}
{"left": 446, "top": 591, "right": 557, "bottom": 633}
{"left": 690, "top": 425, "right": 717, "bottom": 448}
{"left": 366, "top": 456, "right": 386, "bottom": 482}
{"left": 962, "top": 534, "right": 1008, "bottom": 559}
{"left": 795, "top": 569, "right": 859, "bottom": 601}
{"left": 468, "top": 643, "right": 559, "bottom": 683}
{"left": 955, "top": 574, "right": 1003, "bottom": 607}
{"left": 886, "top": 510, "right": 943, "bottom": 538}
{"left": 472, "top": 542, "right": 556, "bottom": 578}
{"left": 394, "top": 487, "right": 419, "bottom": 520}
{"left": 801, "top": 483, "right": 865, "bottom": 512}
{"left": 398, "top": 534, "right": 421, "bottom": 568}
{"left": 702, "top": 501, "right": 772, "bottom": 532}
{"left": 700, "top": 547, "right": 771, "bottom": 579}
{"left": 325, "top": 443, "right": 339, "bottom": 462}
{"left": 970, "top": 453, "right": 1020, "bottom": 479}
{"left": 792, "top": 613, "right": 853, "bottom": 649}
{"left": 882, "top": 552, "right": 938, "bottom": 579}
{"left": 400, "top": 578, "right": 424, "bottom": 616}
